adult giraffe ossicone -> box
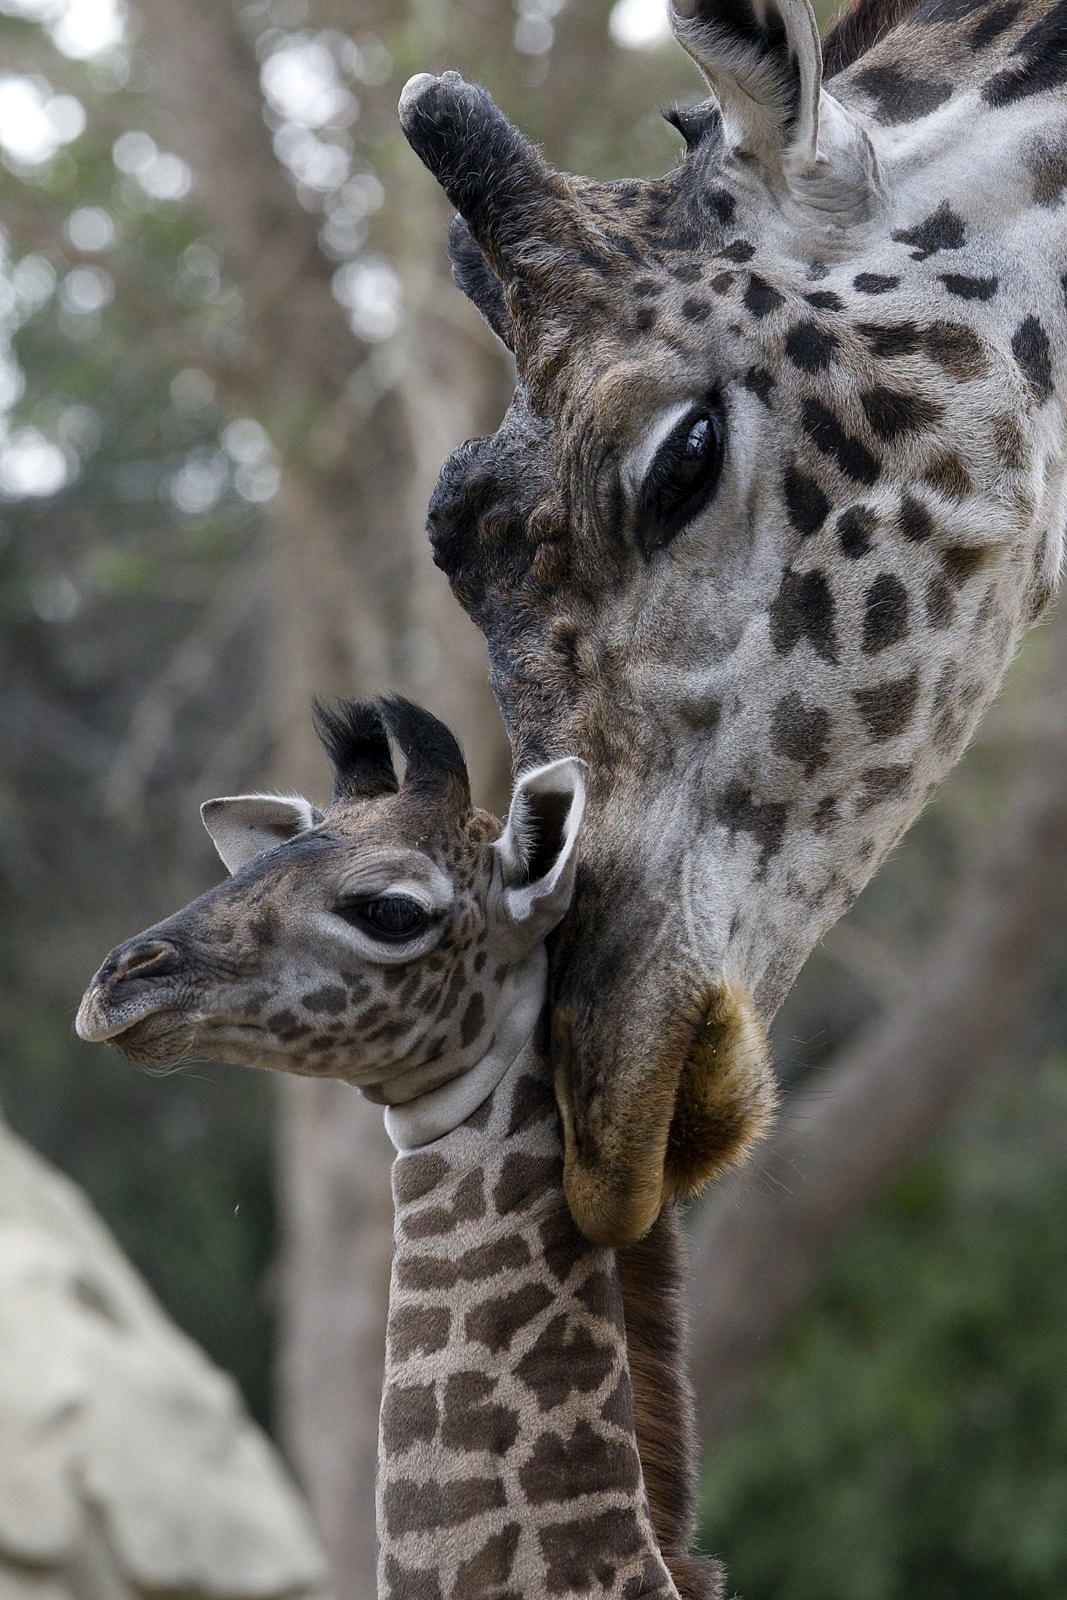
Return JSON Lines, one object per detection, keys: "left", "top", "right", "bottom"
{"left": 399, "top": 0, "right": 1067, "bottom": 1247}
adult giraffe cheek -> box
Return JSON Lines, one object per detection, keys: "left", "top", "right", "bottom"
{"left": 548, "top": 918, "right": 776, "bottom": 1249}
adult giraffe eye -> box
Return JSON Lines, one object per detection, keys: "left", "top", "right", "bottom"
{"left": 638, "top": 402, "right": 725, "bottom": 556}
{"left": 335, "top": 895, "right": 431, "bottom": 942}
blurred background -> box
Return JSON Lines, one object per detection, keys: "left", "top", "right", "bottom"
{"left": 1, "top": 0, "right": 1065, "bottom": 1595}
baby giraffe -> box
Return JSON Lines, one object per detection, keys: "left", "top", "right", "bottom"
{"left": 76, "top": 697, "right": 717, "bottom": 1600}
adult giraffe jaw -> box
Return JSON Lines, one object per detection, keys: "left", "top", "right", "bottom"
{"left": 401, "top": 0, "right": 1067, "bottom": 1244}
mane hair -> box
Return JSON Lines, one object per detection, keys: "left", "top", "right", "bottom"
{"left": 312, "top": 698, "right": 398, "bottom": 800}
{"left": 822, "top": 0, "right": 926, "bottom": 76}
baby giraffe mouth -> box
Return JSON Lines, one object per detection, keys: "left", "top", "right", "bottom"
{"left": 76, "top": 989, "right": 194, "bottom": 1067}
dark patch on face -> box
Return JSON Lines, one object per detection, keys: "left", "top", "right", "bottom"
{"left": 853, "top": 63, "right": 953, "bottom": 124}
{"left": 301, "top": 983, "right": 347, "bottom": 1015}
{"left": 783, "top": 459, "right": 831, "bottom": 535}
{"left": 464, "top": 1283, "right": 553, "bottom": 1354}
{"left": 681, "top": 296, "right": 710, "bottom": 322}
{"left": 380, "top": 1381, "right": 438, "bottom": 1456}
{"left": 387, "top": 1304, "right": 450, "bottom": 1361}
{"left": 771, "top": 693, "right": 831, "bottom": 777}
{"left": 670, "top": 262, "right": 702, "bottom": 283}
{"left": 992, "top": 412, "right": 1027, "bottom": 469}
{"left": 812, "top": 795, "right": 838, "bottom": 833}
{"left": 942, "top": 545, "right": 989, "bottom": 585}
{"left": 925, "top": 572, "right": 955, "bottom": 627}
{"left": 539, "top": 1509, "right": 644, "bottom": 1595}
{"left": 720, "top": 239, "right": 755, "bottom": 262}
{"left": 519, "top": 1421, "right": 639, "bottom": 1505}
{"left": 493, "top": 1152, "right": 559, "bottom": 1214}
{"left": 804, "top": 289, "right": 844, "bottom": 310}
{"left": 860, "top": 386, "right": 943, "bottom": 440}
{"left": 785, "top": 318, "right": 838, "bottom": 370}
{"left": 633, "top": 305, "right": 657, "bottom": 333}
{"left": 856, "top": 764, "right": 913, "bottom": 812}
{"left": 854, "top": 272, "right": 899, "bottom": 294}
{"left": 381, "top": 1475, "right": 505, "bottom": 1536}
{"left": 1011, "top": 314, "right": 1054, "bottom": 400}
{"left": 923, "top": 451, "right": 972, "bottom": 500}
{"left": 769, "top": 568, "right": 839, "bottom": 663}
{"left": 743, "top": 365, "right": 775, "bottom": 404}
{"left": 838, "top": 504, "right": 877, "bottom": 558}
{"left": 983, "top": 0, "right": 1067, "bottom": 107}
{"left": 709, "top": 270, "right": 735, "bottom": 292}
{"left": 744, "top": 273, "right": 784, "bottom": 317}
{"left": 854, "top": 669, "right": 920, "bottom": 741}
{"left": 460, "top": 991, "right": 485, "bottom": 1049}
{"left": 892, "top": 201, "right": 966, "bottom": 261}
{"left": 939, "top": 271, "right": 998, "bottom": 300}
{"left": 970, "top": 0, "right": 1022, "bottom": 47}
{"left": 435, "top": 965, "right": 466, "bottom": 1021}
{"left": 514, "top": 1313, "right": 617, "bottom": 1411}
{"left": 801, "top": 399, "right": 880, "bottom": 485}
{"left": 715, "top": 783, "right": 788, "bottom": 868}
{"left": 441, "top": 1370, "right": 520, "bottom": 1454}
{"left": 899, "top": 493, "right": 935, "bottom": 542}
{"left": 862, "top": 573, "right": 910, "bottom": 654}
{"left": 1026, "top": 129, "right": 1067, "bottom": 207}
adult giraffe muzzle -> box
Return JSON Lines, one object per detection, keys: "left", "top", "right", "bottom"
{"left": 400, "top": 0, "right": 1067, "bottom": 1245}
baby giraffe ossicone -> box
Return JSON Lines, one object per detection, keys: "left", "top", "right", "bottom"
{"left": 77, "top": 697, "right": 716, "bottom": 1600}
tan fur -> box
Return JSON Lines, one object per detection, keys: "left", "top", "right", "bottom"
{"left": 555, "top": 980, "right": 776, "bottom": 1247}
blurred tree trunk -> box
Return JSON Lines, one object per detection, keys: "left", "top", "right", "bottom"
{"left": 130, "top": 0, "right": 511, "bottom": 1590}
{"left": 688, "top": 604, "right": 1067, "bottom": 1448}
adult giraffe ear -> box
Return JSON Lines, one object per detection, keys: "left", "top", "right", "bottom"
{"left": 493, "top": 757, "right": 586, "bottom": 949}
{"left": 671, "top": 0, "right": 879, "bottom": 214}
{"left": 200, "top": 795, "right": 322, "bottom": 875}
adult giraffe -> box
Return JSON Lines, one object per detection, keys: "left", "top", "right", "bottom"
{"left": 399, "top": 0, "right": 1067, "bottom": 1247}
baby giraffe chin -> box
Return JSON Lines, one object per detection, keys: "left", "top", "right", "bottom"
{"left": 77, "top": 695, "right": 721, "bottom": 1600}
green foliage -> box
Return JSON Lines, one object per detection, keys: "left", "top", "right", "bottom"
{"left": 700, "top": 1057, "right": 1067, "bottom": 1600}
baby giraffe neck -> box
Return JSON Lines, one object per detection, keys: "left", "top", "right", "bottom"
{"left": 377, "top": 1026, "right": 680, "bottom": 1599}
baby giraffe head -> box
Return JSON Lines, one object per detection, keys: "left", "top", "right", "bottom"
{"left": 76, "top": 697, "right": 585, "bottom": 1118}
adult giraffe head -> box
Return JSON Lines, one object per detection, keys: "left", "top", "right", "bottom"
{"left": 400, "top": 0, "right": 1067, "bottom": 1246}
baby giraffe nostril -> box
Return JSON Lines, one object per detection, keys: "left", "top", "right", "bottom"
{"left": 112, "top": 939, "right": 179, "bottom": 983}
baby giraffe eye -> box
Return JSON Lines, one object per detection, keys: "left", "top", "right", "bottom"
{"left": 335, "top": 895, "right": 431, "bottom": 942}
{"left": 638, "top": 400, "right": 725, "bottom": 557}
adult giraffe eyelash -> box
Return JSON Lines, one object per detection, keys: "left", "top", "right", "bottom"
{"left": 638, "top": 400, "right": 725, "bottom": 557}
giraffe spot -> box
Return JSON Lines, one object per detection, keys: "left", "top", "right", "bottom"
{"left": 743, "top": 365, "right": 775, "bottom": 404}
{"left": 465, "top": 1094, "right": 494, "bottom": 1130}
{"left": 539, "top": 1509, "right": 644, "bottom": 1594}
{"left": 506, "top": 1071, "right": 556, "bottom": 1135}
{"left": 720, "top": 239, "right": 755, "bottom": 261}
{"left": 860, "top": 386, "right": 943, "bottom": 440}
{"left": 743, "top": 272, "right": 784, "bottom": 317}
{"left": 715, "top": 783, "right": 788, "bottom": 867}
{"left": 771, "top": 693, "right": 831, "bottom": 778}
{"left": 783, "top": 460, "right": 831, "bottom": 535}
{"left": 804, "top": 289, "right": 845, "bottom": 310}
{"left": 940, "top": 272, "right": 998, "bottom": 300}
{"left": 856, "top": 319, "right": 922, "bottom": 358}
{"left": 631, "top": 276, "right": 661, "bottom": 297}
{"left": 769, "top": 568, "right": 839, "bottom": 663}
{"left": 396, "top": 1255, "right": 458, "bottom": 1292}
{"left": 923, "top": 451, "right": 972, "bottom": 500}
{"left": 1027, "top": 130, "right": 1067, "bottom": 207}
{"left": 992, "top": 412, "right": 1027, "bottom": 468}
{"left": 983, "top": 8, "right": 1067, "bottom": 107}
{"left": 923, "top": 321, "right": 988, "bottom": 380}
{"left": 669, "top": 262, "right": 702, "bottom": 283}
{"left": 441, "top": 1371, "right": 520, "bottom": 1454}
{"left": 395, "top": 1152, "right": 447, "bottom": 1203}
{"left": 709, "top": 187, "right": 737, "bottom": 225}
{"left": 786, "top": 318, "right": 838, "bottom": 370}
{"left": 520, "top": 1421, "right": 640, "bottom": 1506}
{"left": 401, "top": 1170, "right": 487, "bottom": 1238}
{"left": 853, "top": 272, "right": 899, "bottom": 294}
{"left": 838, "top": 505, "right": 877, "bottom": 558}
{"left": 457, "top": 1235, "right": 531, "bottom": 1280}
{"left": 599, "top": 1370, "right": 633, "bottom": 1431}
{"left": 461, "top": 991, "right": 486, "bottom": 1048}
{"left": 862, "top": 573, "right": 910, "bottom": 654}
{"left": 857, "top": 765, "right": 913, "bottom": 812}
{"left": 382, "top": 1476, "right": 506, "bottom": 1536}
{"left": 539, "top": 1205, "right": 586, "bottom": 1286}
{"left": 925, "top": 572, "right": 955, "bottom": 627}
{"left": 681, "top": 297, "right": 710, "bottom": 322}
{"left": 435, "top": 966, "right": 466, "bottom": 1020}
{"left": 854, "top": 670, "right": 920, "bottom": 741}
{"left": 301, "top": 983, "right": 347, "bottom": 1015}
{"left": 709, "top": 270, "right": 735, "bottom": 291}
{"left": 892, "top": 200, "right": 966, "bottom": 260}
{"left": 633, "top": 305, "right": 657, "bottom": 332}
{"left": 899, "top": 493, "right": 935, "bottom": 542}
{"left": 464, "top": 1283, "right": 553, "bottom": 1354}
{"left": 575, "top": 1267, "right": 615, "bottom": 1314}
{"left": 970, "top": 0, "right": 1022, "bottom": 47}
{"left": 801, "top": 398, "right": 880, "bottom": 485}
{"left": 380, "top": 1381, "right": 438, "bottom": 1456}
{"left": 387, "top": 1304, "right": 450, "bottom": 1361}
{"left": 812, "top": 795, "right": 839, "bottom": 832}
{"left": 1012, "top": 314, "right": 1054, "bottom": 400}
{"left": 493, "top": 1152, "right": 559, "bottom": 1214}
{"left": 380, "top": 1554, "right": 443, "bottom": 1600}
{"left": 942, "top": 545, "right": 989, "bottom": 586}
{"left": 455, "top": 1524, "right": 521, "bottom": 1594}
{"left": 515, "top": 1314, "right": 618, "bottom": 1412}
{"left": 853, "top": 62, "right": 952, "bottom": 123}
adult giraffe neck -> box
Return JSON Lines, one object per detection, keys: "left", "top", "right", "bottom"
{"left": 376, "top": 1033, "right": 682, "bottom": 1599}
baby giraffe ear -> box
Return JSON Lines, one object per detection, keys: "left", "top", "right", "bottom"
{"left": 200, "top": 794, "right": 322, "bottom": 875}
{"left": 493, "top": 758, "right": 586, "bottom": 947}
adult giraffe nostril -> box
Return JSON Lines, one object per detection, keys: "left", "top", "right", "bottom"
{"left": 111, "top": 939, "right": 180, "bottom": 984}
